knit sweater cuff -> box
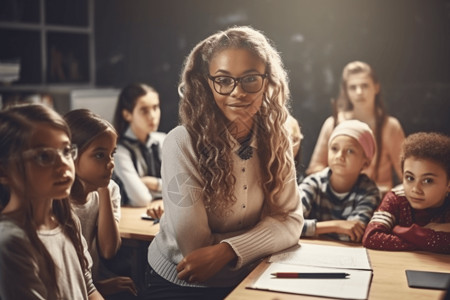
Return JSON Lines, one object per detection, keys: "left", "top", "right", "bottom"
{"left": 223, "top": 226, "right": 275, "bottom": 270}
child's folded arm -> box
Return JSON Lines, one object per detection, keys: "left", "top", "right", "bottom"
{"left": 362, "top": 221, "right": 417, "bottom": 251}
{"left": 393, "top": 224, "right": 450, "bottom": 254}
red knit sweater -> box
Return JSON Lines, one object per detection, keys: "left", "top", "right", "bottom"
{"left": 362, "top": 191, "right": 450, "bottom": 254}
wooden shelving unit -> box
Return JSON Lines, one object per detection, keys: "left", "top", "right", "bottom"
{"left": 0, "top": 0, "right": 95, "bottom": 96}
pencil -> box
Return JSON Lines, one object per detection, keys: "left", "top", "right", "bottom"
{"left": 270, "top": 272, "right": 350, "bottom": 279}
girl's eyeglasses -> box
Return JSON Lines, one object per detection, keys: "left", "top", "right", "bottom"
{"left": 208, "top": 74, "right": 268, "bottom": 95}
{"left": 22, "top": 144, "right": 78, "bottom": 167}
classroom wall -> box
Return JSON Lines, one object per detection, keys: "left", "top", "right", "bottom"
{"left": 95, "top": 0, "right": 450, "bottom": 174}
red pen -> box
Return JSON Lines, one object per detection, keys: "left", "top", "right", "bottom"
{"left": 271, "top": 272, "right": 350, "bottom": 279}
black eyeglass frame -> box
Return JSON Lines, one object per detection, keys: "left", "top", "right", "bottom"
{"left": 208, "top": 73, "right": 268, "bottom": 95}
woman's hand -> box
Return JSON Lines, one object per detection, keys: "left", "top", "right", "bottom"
{"left": 176, "top": 243, "right": 237, "bottom": 283}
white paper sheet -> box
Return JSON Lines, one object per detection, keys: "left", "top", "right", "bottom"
{"left": 269, "top": 243, "right": 372, "bottom": 270}
{"left": 248, "top": 243, "right": 373, "bottom": 299}
{"left": 250, "top": 262, "right": 372, "bottom": 300}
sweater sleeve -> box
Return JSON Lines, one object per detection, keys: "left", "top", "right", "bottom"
{"left": 347, "top": 176, "right": 381, "bottom": 225}
{"left": 162, "top": 126, "right": 303, "bottom": 270}
{"left": 114, "top": 144, "right": 152, "bottom": 207}
{"left": 223, "top": 175, "right": 303, "bottom": 269}
{"left": 363, "top": 220, "right": 418, "bottom": 251}
{"left": 362, "top": 192, "right": 417, "bottom": 251}
{"left": 393, "top": 224, "right": 450, "bottom": 254}
{"left": 299, "top": 173, "right": 321, "bottom": 237}
{"left": 306, "top": 117, "right": 334, "bottom": 175}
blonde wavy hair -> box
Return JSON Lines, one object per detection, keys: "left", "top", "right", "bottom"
{"left": 178, "top": 26, "right": 294, "bottom": 217}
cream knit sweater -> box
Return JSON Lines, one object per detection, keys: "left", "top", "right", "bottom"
{"left": 148, "top": 126, "right": 304, "bottom": 288}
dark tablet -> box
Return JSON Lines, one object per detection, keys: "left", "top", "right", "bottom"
{"left": 405, "top": 270, "right": 450, "bottom": 290}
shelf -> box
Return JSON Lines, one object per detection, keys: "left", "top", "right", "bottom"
{"left": 0, "top": 21, "right": 92, "bottom": 33}
{"left": 0, "top": 83, "right": 94, "bottom": 93}
{"left": 0, "top": 0, "right": 94, "bottom": 91}
{"left": 47, "top": 32, "right": 90, "bottom": 84}
{"left": 0, "top": 29, "right": 41, "bottom": 84}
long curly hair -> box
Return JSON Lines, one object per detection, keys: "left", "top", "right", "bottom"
{"left": 178, "top": 26, "right": 293, "bottom": 216}
{"left": 333, "top": 61, "right": 387, "bottom": 181}
{"left": 0, "top": 104, "right": 89, "bottom": 299}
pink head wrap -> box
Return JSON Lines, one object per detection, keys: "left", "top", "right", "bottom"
{"left": 328, "top": 120, "right": 376, "bottom": 161}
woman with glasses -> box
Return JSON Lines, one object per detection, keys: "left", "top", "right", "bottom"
{"left": 0, "top": 104, "right": 103, "bottom": 299}
{"left": 142, "top": 26, "right": 303, "bottom": 300}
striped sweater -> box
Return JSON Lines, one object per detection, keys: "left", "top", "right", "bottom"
{"left": 300, "top": 167, "right": 381, "bottom": 241}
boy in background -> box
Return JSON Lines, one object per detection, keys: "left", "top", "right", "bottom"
{"left": 300, "top": 120, "right": 380, "bottom": 242}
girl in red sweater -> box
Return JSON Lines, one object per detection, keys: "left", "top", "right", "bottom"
{"left": 363, "top": 132, "right": 450, "bottom": 254}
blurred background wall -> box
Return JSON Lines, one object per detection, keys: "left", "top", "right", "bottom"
{"left": 95, "top": 0, "right": 450, "bottom": 173}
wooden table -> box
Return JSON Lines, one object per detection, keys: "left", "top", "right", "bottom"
{"left": 226, "top": 238, "right": 450, "bottom": 300}
{"left": 118, "top": 209, "right": 449, "bottom": 299}
{"left": 119, "top": 206, "right": 160, "bottom": 241}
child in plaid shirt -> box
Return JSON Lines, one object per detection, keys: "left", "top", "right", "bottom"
{"left": 300, "top": 120, "right": 381, "bottom": 242}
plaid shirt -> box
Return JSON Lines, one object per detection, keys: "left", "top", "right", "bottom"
{"left": 300, "top": 167, "right": 381, "bottom": 241}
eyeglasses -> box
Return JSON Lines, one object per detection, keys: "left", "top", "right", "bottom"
{"left": 208, "top": 74, "right": 268, "bottom": 95}
{"left": 22, "top": 145, "right": 78, "bottom": 167}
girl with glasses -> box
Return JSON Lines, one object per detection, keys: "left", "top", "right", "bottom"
{"left": 0, "top": 104, "right": 103, "bottom": 300}
{"left": 142, "top": 26, "right": 303, "bottom": 300}
{"left": 64, "top": 109, "right": 137, "bottom": 299}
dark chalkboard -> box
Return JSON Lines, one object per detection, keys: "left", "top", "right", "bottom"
{"left": 95, "top": 0, "right": 450, "bottom": 173}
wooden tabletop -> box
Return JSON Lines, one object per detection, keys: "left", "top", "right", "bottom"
{"left": 226, "top": 238, "right": 450, "bottom": 300}
{"left": 118, "top": 208, "right": 449, "bottom": 299}
{"left": 119, "top": 206, "right": 160, "bottom": 242}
